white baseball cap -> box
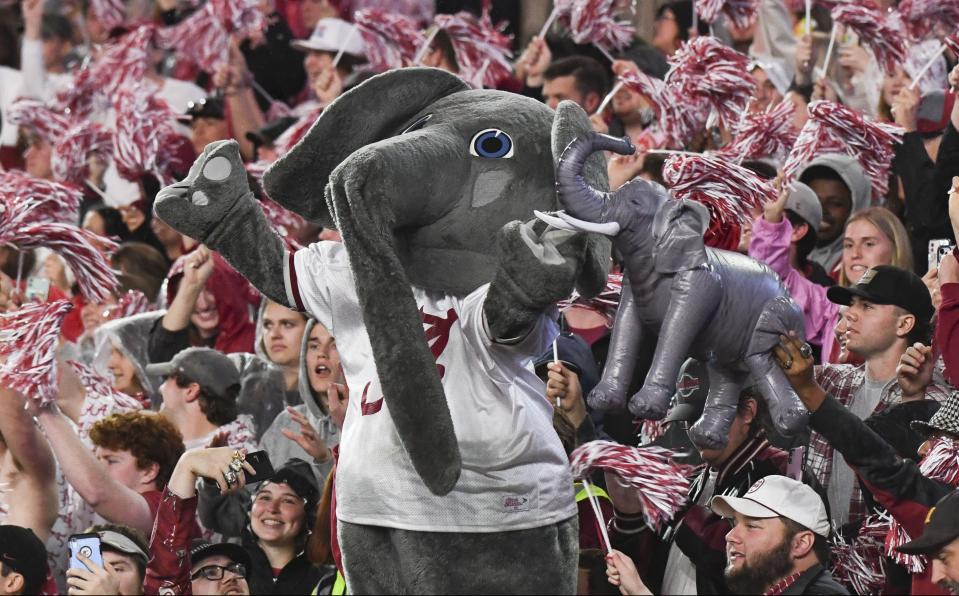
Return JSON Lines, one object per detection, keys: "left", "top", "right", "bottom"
{"left": 710, "top": 475, "right": 830, "bottom": 538}
{"left": 292, "top": 18, "right": 365, "bottom": 59}
{"left": 785, "top": 181, "right": 823, "bottom": 234}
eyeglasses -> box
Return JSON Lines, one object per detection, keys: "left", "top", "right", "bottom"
{"left": 191, "top": 563, "right": 247, "bottom": 581}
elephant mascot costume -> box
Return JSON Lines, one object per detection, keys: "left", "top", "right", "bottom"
{"left": 539, "top": 132, "right": 810, "bottom": 451}
{"left": 153, "top": 68, "right": 611, "bottom": 594}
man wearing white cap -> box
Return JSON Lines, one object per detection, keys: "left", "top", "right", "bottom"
{"left": 291, "top": 18, "right": 366, "bottom": 113}
{"left": 710, "top": 475, "right": 847, "bottom": 595}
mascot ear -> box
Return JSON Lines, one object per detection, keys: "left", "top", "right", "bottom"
{"left": 263, "top": 68, "right": 469, "bottom": 226}
{"left": 551, "top": 100, "right": 611, "bottom": 298}
{"left": 652, "top": 199, "right": 710, "bottom": 273}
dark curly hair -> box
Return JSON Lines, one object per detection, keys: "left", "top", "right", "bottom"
{"left": 173, "top": 372, "right": 239, "bottom": 426}
{"left": 89, "top": 412, "right": 185, "bottom": 489}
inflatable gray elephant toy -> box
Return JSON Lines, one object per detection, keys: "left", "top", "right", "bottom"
{"left": 540, "top": 132, "right": 809, "bottom": 451}
{"left": 154, "top": 68, "right": 611, "bottom": 594}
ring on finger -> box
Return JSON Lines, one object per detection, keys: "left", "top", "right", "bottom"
{"left": 224, "top": 469, "right": 238, "bottom": 486}
{"left": 228, "top": 460, "right": 243, "bottom": 474}
{"left": 783, "top": 358, "right": 794, "bottom": 369}
{"left": 799, "top": 342, "right": 813, "bottom": 360}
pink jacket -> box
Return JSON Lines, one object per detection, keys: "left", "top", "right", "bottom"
{"left": 748, "top": 217, "right": 839, "bottom": 353}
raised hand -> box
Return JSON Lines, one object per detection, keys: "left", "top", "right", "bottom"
{"left": 281, "top": 406, "right": 332, "bottom": 463}
{"left": 897, "top": 343, "right": 935, "bottom": 399}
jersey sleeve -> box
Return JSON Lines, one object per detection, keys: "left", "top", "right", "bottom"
{"left": 288, "top": 243, "right": 347, "bottom": 332}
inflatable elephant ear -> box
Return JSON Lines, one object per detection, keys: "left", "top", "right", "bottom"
{"left": 551, "top": 100, "right": 612, "bottom": 299}
{"left": 651, "top": 199, "right": 710, "bottom": 273}
{"left": 263, "top": 68, "right": 470, "bottom": 226}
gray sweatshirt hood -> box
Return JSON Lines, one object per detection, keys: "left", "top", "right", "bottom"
{"left": 297, "top": 318, "right": 328, "bottom": 420}
{"left": 799, "top": 153, "right": 872, "bottom": 271}
{"left": 93, "top": 311, "right": 165, "bottom": 403}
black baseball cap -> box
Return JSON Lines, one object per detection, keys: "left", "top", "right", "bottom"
{"left": 898, "top": 490, "right": 959, "bottom": 555}
{"left": 663, "top": 358, "right": 709, "bottom": 424}
{"left": 826, "top": 265, "right": 935, "bottom": 324}
{"left": 0, "top": 525, "right": 48, "bottom": 593}
{"left": 177, "top": 97, "right": 225, "bottom": 124}
{"left": 189, "top": 539, "right": 251, "bottom": 570}
{"left": 245, "top": 117, "right": 297, "bottom": 148}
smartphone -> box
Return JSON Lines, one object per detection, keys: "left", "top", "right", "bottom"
{"left": 244, "top": 450, "right": 275, "bottom": 484}
{"left": 25, "top": 277, "right": 50, "bottom": 303}
{"left": 68, "top": 533, "right": 103, "bottom": 572}
{"left": 929, "top": 239, "right": 956, "bottom": 271}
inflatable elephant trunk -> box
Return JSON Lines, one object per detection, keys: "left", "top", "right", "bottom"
{"left": 556, "top": 133, "right": 635, "bottom": 224}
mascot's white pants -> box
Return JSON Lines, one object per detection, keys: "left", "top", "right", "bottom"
{"left": 339, "top": 516, "right": 579, "bottom": 594}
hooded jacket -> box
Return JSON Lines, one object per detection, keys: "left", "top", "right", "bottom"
{"left": 93, "top": 311, "right": 166, "bottom": 409}
{"left": 258, "top": 319, "right": 340, "bottom": 483}
{"left": 800, "top": 154, "right": 872, "bottom": 273}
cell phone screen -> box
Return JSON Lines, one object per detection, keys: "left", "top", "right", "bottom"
{"left": 69, "top": 533, "right": 104, "bottom": 572}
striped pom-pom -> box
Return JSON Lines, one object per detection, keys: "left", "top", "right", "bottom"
{"left": 716, "top": 98, "right": 798, "bottom": 163}
{"left": 432, "top": 2, "right": 512, "bottom": 88}
{"left": 696, "top": 0, "right": 760, "bottom": 30}
{"left": 665, "top": 37, "right": 754, "bottom": 132}
{"left": 831, "top": 2, "right": 906, "bottom": 74}
{"left": 560, "top": 0, "right": 635, "bottom": 57}
{"left": 0, "top": 300, "right": 73, "bottom": 406}
{"left": 569, "top": 440, "right": 698, "bottom": 532}
{"left": 355, "top": 9, "right": 424, "bottom": 72}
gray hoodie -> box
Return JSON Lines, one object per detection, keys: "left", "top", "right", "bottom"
{"left": 799, "top": 153, "right": 872, "bottom": 272}
{"left": 258, "top": 318, "right": 340, "bottom": 482}
{"left": 93, "top": 311, "right": 166, "bottom": 409}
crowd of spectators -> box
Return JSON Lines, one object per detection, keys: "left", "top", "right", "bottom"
{"left": 2, "top": 0, "right": 959, "bottom": 594}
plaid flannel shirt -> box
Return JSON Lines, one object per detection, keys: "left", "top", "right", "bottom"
{"left": 805, "top": 364, "right": 955, "bottom": 525}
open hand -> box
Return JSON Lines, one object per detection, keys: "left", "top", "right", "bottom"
{"left": 281, "top": 406, "right": 331, "bottom": 463}
{"left": 66, "top": 553, "right": 120, "bottom": 595}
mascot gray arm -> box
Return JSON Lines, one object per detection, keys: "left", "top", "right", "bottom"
{"left": 153, "top": 140, "right": 292, "bottom": 309}
{"left": 484, "top": 221, "right": 586, "bottom": 342}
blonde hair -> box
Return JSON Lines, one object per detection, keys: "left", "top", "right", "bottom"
{"left": 839, "top": 207, "right": 913, "bottom": 287}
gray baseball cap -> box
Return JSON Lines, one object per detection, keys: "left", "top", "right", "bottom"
{"left": 785, "top": 181, "right": 823, "bottom": 235}
{"left": 146, "top": 347, "right": 240, "bottom": 399}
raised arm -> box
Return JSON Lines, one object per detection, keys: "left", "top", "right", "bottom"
{"left": 154, "top": 140, "right": 293, "bottom": 308}
{"left": 0, "top": 385, "right": 57, "bottom": 541}
{"left": 33, "top": 405, "right": 155, "bottom": 535}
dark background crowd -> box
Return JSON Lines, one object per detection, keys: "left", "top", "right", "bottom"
{"left": 1, "top": 0, "right": 959, "bottom": 594}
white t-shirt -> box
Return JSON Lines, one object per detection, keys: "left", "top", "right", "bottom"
{"left": 0, "top": 66, "right": 24, "bottom": 147}
{"left": 289, "top": 241, "right": 576, "bottom": 532}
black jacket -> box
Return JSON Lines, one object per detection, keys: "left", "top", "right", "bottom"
{"left": 245, "top": 535, "right": 325, "bottom": 595}
{"left": 781, "top": 563, "right": 849, "bottom": 595}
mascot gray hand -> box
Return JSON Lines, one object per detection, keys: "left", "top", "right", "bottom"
{"left": 154, "top": 140, "right": 252, "bottom": 243}
{"left": 499, "top": 220, "right": 585, "bottom": 306}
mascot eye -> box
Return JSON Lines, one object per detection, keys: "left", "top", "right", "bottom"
{"left": 470, "top": 129, "right": 514, "bottom": 159}
{"left": 402, "top": 114, "right": 432, "bottom": 134}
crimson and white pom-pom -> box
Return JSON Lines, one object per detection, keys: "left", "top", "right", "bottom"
{"left": 696, "top": 0, "right": 759, "bottom": 30}
{"left": 558, "top": 272, "right": 623, "bottom": 319}
{"left": 8, "top": 99, "right": 71, "bottom": 141}
{"left": 569, "top": 440, "right": 697, "bottom": 532}
{"left": 209, "top": 0, "right": 266, "bottom": 36}
{"left": 433, "top": 3, "right": 512, "bottom": 88}
{"left": 559, "top": 0, "right": 635, "bottom": 57}
{"left": 717, "top": 98, "right": 798, "bottom": 162}
{"left": 88, "top": 0, "right": 125, "bottom": 30}
{"left": 67, "top": 360, "right": 144, "bottom": 411}
{"left": 886, "top": 437, "right": 959, "bottom": 572}
{"left": 0, "top": 300, "right": 72, "bottom": 406}
{"left": 663, "top": 153, "right": 777, "bottom": 227}
{"left": 52, "top": 122, "right": 114, "bottom": 186}
{"left": 946, "top": 33, "right": 959, "bottom": 56}
{"left": 783, "top": 100, "right": 902, "bottom": 199}
{"left": 108, "top": 290, "right": 153, "bottom": 320}
{"left": 2, "top": 224, "right": 118, "bottom": 302}
{"left": 829, "top": 514, "right": 887, "bottom": 596}
{"left": 618, "top": 70, "right": 707, "bottom": 148}
{"left": 57, "top": 25, "right": 155, "bottom": 117}
{"left": 897, "top": 0, "right": 959, "bottom": 40}
{"left": 666, "top": 37, "right": 754, "bottom": 132}
{"left": 258, "top": 198, "right": 305, "bottom": 246}
{"left": 831, "top": 2, "right": 905, "bottom": 75}
{"left": 355, "top": 9, "right": 423, "bottom": 72}
{"left": 157, "top": 4, "right": 229, "bottom": 73}
{"left": 113, "top": 85, "right": 181, "bottom": 185}
{"left": 0, "top": 171, "right": 83, "bottom": 227}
